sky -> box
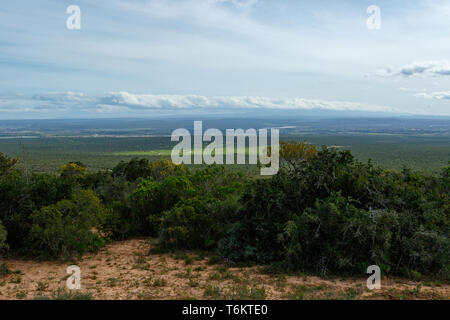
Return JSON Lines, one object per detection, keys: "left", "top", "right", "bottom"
{"left": 1, "top": 0, "right": 450, "bottom": 118}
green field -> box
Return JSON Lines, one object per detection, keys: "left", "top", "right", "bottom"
{"left": 0, "top": 134, "right": 448, "bottom": 175}
{"left": 112, "top": 146, "right": 260, "bottom": 157}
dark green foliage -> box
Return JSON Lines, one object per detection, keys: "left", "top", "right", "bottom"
{"left": 112, "top": 164, "right": 246, "bottom": 242}
{"left": 90, "top": 175, "right": 137, "bottom": 240}
{"left": 27, "top": 190, "right": 108, "bottom": 258}
{"left": 0, "top": 154, "right": 76, "bottom": 252}
{"left": 113, "top": 158, "right": 152, "bottom": 181}
{"left": 157, "top": 166, "right": 245, "bottom": 250}
{"left": 0, "top": 154, "right": 33, "bottom": 251}
{"left": 0, "top": 174, "right": 74, "bottom": 252}
{"left": 442, "top": 162, "right": 450, "bottom": 194}
{"left": 0, "top": 148, "right": 447, "bottom": 280}
{"left": 218, "top": 177, "right": 290, "bottom": 263}
{"left": 0, "top": 152, "right": 18, "bottom": 175}
{"left": 0, "top": 220, "right": 7, "bottom": 256}
{"left": 159, "top": 195, "right": 241, "bottom": 250}
{"left": 128, "top": 175, "right": 195, "bottom": 236}
{"left": 219, "top": 145, "right": 449, "bottom": 278}
{"left": 112, "top": 158, "right": 185, "bottom": 182}
{"left": 28, "top": 173, "right": 74, "bottom": 208}
{"left": 99, "top": 159, "right": 191, "bottom": 239}
{"left": 281, "top": 194, "right": 400, "bottom": 274}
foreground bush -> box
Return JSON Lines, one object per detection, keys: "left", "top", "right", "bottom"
{"left": 159, "top": 195, "right": 241, "bottom": 250}
{"left": 27, "top": 190, "right": 108, "bottom": 258}
{"left": 113, "top": 165, "right": 246, "bottom": 242}
{"left": 0, "top": 154, "right": 75, "bottom": 252}
{"left": 0, "top": 220, "right": 7, "bottom": 257}
{"left": 0, "top": 150, "right": 447, "bottom": 280}
{"left": 219, "top": 144, "right": 450, "bottom": 278}
{"left": 157, "top": 166, "right": 246, "bottom": 250}
{"left": 283, "top": 195, "right": 401, "bottom": 274}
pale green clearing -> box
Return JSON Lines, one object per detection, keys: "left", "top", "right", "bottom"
{"left": 110, "top": 146, "right": 263, "bottom": 157}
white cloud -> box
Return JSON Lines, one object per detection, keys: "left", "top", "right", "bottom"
{"left": 0, "top": 91, "right": 397, "bottom": 116}
{"left": 3, "top": 1, "right": 450, "bottom": 118}
{"left": 414, "top": 91, "right": 450, "bottom": 100}
{"left": 31, "top": 92, "right": 87, "bottom": 102}
{"left": 378, "top": 60, "right": 450, "bottom": 77}
{"left": 100, "top": 92, "right": 396, "bottom": 112}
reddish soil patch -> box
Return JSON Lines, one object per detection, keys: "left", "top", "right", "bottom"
{"left": 1, "top": 239, "right": 448, "bottom": 300}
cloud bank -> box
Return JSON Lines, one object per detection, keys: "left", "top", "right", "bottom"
{"left": 0, "top": 92, "right": 397, "bottom": 118}
{"left": 378, "top": 60, "right": 450, "bottom": 78}
{"left": 414, "top": 91, "right": 450, "bottom": 100}
{"left": 102, "top": 92, "right": 395, "bottom": 112}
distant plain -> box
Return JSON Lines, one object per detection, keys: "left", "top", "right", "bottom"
{"left": 0, "top": 117, "right": 448, "bottom": 175}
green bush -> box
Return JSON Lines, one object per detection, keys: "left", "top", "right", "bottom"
{"left": 219, "top": 143, "right": 449, "bottom": 278}
{"left": 281, "top": 194, "right": 399, "bottom": 274}
{"left": 0, "top": 220, "right": 8, "bottom": 256}
{"left": 0, "top": 149, "right": 447, "bottom": 279}
{"left": 157, "top": 166, "right": 245, "bottom": 250}
{"left": 93, "top": 176, "right": 137, "bottom": 240}
{"left": 0, "top": 154, "right": 75, "bottom": 252}
{"left": 112, "top": 158, "right": 184, "bottom": 181}
{"left": 218, "top": 177, "right": 291, "bottom": 263}
{"left": 27, "top": 190, "right": 108, "bottom": 258}
{"left": 159, "top": 196, "right": 241, "bottom": 250}
{"left": 0, "top": 160, "right": 33, "bottom": 251}
{"left": 398, "top": 228, "right": 449, "bottom": 278}
{"left": 128, "top": 175, "right": 195, "bottom": 236}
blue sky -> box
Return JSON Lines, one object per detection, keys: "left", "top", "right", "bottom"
{"left": 1, "top": 0, "right": 450, "bottom": 118}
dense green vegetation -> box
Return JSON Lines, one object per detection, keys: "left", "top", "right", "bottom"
{"left": 0, "top": 220, "right": 7, "bottom": 257}
{"left": 0, "top": 142, "right": 448, "bottom": 280}
{"left": 0, "top": 134, "right": 448, "bottom": 174}
{"left": 219, "top": 143, "right": 449, "bottom": 278}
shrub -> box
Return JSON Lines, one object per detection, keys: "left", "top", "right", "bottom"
{"left": 60, "top": 162, "right": 86, "bottom": 179}
{"left": 29, "top": 173, "right": 74, "bottom": 208}
{"left": 159, "top": 196, "right": 239, "bottom": 250}
{"left": 218, "top": 177, "right": 291, "bottom": 263}
{"left": 0, "top": 161, "right": 33, "bottom": 251}
{"left": 1, "top": 147, "right": 448, "bottom": 279}
{"left": 112, "top": 158, "right": 152, "bottom": 181}
{"left": 27, "top": 190, "right": 108, "bottom": 258}
{"left": 398, "top": 228, "right": 449, "bottom": 278}
{"left": 281, "top": 194, "right": 400, "bottom": 274}
{"left": 129, "top": 176, "right": 195, "bottom": 236}
{"left": 0, "top": 152, "right": 18, "bottom": 176}
{"left": 102, "top": 201, "right": 136, "bottom": 240}
{"left": 0, "top": 220, "right": 8, "bottom": 256}
{"left": 0, "top": 154, "right": 75, "bottom": 252}
{"left": 158, "top": 166, "right": 244, "bottom": 250}
{"left": 148, "top": 159, "right": 186, "bottom": 181}
{"left": 94, "top": 176, "right": 137, "bottom": 240}
{"left": 112, "top": 158, "right": 184, "bottom": 182}
{"left": 218, "top": 142, "right": 449, "bottom": 278}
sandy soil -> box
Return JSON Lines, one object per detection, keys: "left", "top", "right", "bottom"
{"left": 0, "top": 239, "right": 448, "bottom": 300}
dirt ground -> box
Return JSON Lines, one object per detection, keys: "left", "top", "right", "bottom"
{"left": 0, "top": 239, "right": 448, "bottom": 300}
